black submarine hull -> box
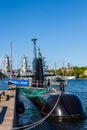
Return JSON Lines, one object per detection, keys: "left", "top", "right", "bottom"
{"left": 31, "top": 92, "right": 87, "bottom": 121}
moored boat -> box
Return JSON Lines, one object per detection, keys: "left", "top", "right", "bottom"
{"left": 18, "top": 39, "right": 87, "bottom": 122}
{"left": 64, "top": 76, "right": 76, "bottom": 80}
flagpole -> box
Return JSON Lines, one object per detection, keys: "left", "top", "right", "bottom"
{"left": 10, "top": 42, "right": 12, "bottom": 79}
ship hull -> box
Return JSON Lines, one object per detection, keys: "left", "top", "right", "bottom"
{"left": 30, "top": 92, "right": 86, "bottom": 122}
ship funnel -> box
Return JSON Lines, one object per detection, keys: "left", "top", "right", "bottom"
{"left": 32, "top": 38, "right": 37, "bottom": 58}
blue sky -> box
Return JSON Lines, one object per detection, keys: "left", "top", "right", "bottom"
{"left": 0, "top": 0, "right": 87, "bottom": 69}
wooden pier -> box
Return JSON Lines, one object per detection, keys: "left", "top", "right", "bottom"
{"left": 0, "top": 87, "right": 17, "bottom": 130}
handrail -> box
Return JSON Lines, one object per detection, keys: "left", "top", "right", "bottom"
{"left": 29, "top": 80, "right": 48, "bottom": 88}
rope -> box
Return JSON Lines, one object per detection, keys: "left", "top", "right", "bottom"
{"left": 12, "top": 91, "right": 61, "bottom": 130}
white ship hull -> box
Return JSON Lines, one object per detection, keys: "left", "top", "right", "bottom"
{"left": 64, "top": 76, "right": 76, "bottom": 80}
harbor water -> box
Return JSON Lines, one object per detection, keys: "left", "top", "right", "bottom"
{"left": 17, "top": 79, "right": 87, "bottom": 130}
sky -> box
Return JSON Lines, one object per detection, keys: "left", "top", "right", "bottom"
{"left": 0, "top": 0, "right": 87, "bottom": 69}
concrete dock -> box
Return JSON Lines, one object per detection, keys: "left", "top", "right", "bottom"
{"left": 0, "top": 88, "right": 17, "bottom": 130}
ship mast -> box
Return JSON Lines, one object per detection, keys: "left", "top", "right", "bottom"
{"left": 32, "top": 38, "right": 37, "bottom": 58}
{"left": 10, "top": 42, "right": 12, "bottom": 79}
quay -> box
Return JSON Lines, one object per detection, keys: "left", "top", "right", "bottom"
{"left": 0, "top": 87, "right": 17, "bottom": 130}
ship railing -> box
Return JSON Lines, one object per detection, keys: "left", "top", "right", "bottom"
{"left": 29, "top": 80, "right": 48, "bottom": 89}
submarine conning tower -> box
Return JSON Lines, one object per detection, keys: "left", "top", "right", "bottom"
{"left": 32, "top": 39, "right": 44, "bottom": 87}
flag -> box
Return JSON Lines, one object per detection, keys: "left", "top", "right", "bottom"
{"left": 38, "top": 47, "right": 42, "bottom": 58}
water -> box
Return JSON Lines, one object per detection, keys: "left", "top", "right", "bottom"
{"left": 17, "top": 80, "right": 87, "bottom": 130}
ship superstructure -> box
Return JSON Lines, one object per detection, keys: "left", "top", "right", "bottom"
{"left": 2, "top": 55, "right": 10, "bottom": 77}
{"left": 20, "top": 55, "right": 32, "bottom": 78}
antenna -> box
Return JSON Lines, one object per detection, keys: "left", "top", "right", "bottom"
{"left": 32, "top": 38, "right": 37, "bottom": 58}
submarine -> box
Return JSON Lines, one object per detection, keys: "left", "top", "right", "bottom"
{"left": 28, "top": 39, "right": 87, "bottom": 122}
